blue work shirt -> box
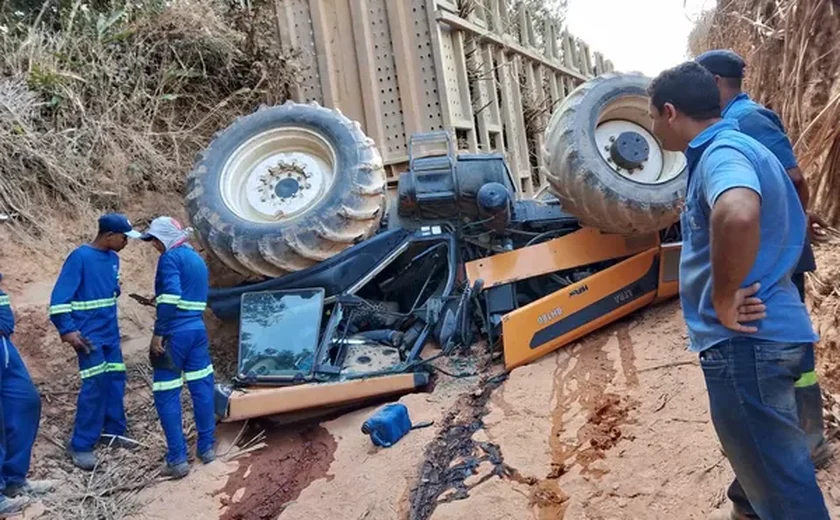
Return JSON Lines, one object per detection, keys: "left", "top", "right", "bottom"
{"left": 49, "top": 244, "right": 121, "bottom": 346}
{"left": 0, "top": 289, "right": 14, "bottom": 337}
{"left": 153, "top": 244, "right": 209, "bottom": 337}
{"left": 679, "top": 118, "right": 817, "bottom": 352}
{"left": 722, "top": 92, "right": 816, "bottom": 273}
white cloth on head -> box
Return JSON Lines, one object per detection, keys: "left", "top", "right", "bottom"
{"left": 142, "top": 216, "right": 193, "bottom": 251}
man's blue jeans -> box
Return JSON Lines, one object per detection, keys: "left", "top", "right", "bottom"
{"left": 699, "top": 338, "right": 829, "bottom": 519}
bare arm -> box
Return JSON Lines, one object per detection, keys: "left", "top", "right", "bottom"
{"left": 711, "top": 187, "right": 760, "bottom": 302}
{"left": 786, "top": 166, "right": 809, "bottom": 211}
{"left": 710, "top": 188, "right": 763, "bottom": 332}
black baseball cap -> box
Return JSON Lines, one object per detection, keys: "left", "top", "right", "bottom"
{"left": 98, "top": 213, "right": 141, "bottom": 238}
{"left": 695, "top": 49, "right": 746, "bottom": 79}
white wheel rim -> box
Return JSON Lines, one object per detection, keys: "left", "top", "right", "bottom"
{"left": 219, "top": 127, "right": 337, "bottom": 223}
{"left": 595, "top": 94, "right": 686, "bottom": 185}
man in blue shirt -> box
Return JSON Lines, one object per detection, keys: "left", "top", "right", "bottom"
{"left": 49, "top": 214, "right": 140, "bottom": 470}
{"left": 648, "top": 61, "right": 828, "bottom": 519}
{"left": 696, "top": 49, "right": 830, "bottom": 471}
{"left": 0, "top": 274, "right": 55, "bottom": 515}
{"left": 140, "top": 216, "right": 215, "bottom": 479}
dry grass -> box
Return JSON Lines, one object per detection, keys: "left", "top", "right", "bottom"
{"left": 0, "top": 0, "right": 300, "bottom": 235}
{"left": 689, "top": 0, "right": 840, "bottom": 224}
{"left": 34, "top": 362, "right": 188, "bottom": 519}
{"left": 0, "top": 1, "right": 300, "bottom": 517}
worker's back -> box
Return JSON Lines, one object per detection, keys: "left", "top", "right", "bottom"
{"left": 722, "top": 91, "right": 817, "bottom": 276}
{"left": 154, "top": 244, "right": 209, "bottom": 337}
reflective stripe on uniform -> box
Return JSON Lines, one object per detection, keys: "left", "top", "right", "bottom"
{"left": 177, "top": 300, "right": 207, "bottom": 312}
{"left": 49, "top": 304, "right": 72, "bottom": 315}
{"left": 79, "top": 361, "right": 125, "bottom": 379}
{"left": 0, "top": 295, "right": 10, "bottom": 307}
{"left": 795, "top": 370, "right": 818, "bottom": 388}
{"left": 49, "top": 297, "right": 117, "bottom": 315}
{"left": 152, "top": 378, "right": 184, "bottom": 392}
{"left": 153, "top": 364, "right": 213, "bottom": 392}
{"left": 156, "top": 294, "right": 180, "bottom": 305}
{"left": 80, "top": 362, "right": 107, "bottom": 379}
{"left": 184, "top": 364, "right": 214, "bottom": 382}
{"left": 155, "top": 294, "right": 206, "bottom": 312}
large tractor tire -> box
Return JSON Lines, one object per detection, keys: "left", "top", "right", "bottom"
{"left": 186, "top": 101, "right": 386, "bottom": 279}
{"left": 544, "top": 72, "right": 687, "bottom": 235}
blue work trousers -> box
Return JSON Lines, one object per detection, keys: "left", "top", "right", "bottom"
{"left": 700, "top": 338, "right": 829, "bottom": 519}
{"left": 0, "top": 337, "right": 41, "bottom": 491}
{"left": 152, "top": 330, "right": 215, "bottom": 465}
{"left": 71, "top": 342, "right": 126, "bottom": 452}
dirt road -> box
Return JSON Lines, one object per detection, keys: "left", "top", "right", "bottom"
{"left": 131, "top": 299, "right": 840, "bottom": 520}
{"left": 5, "top": 217, "right": 840, "bottom": 519}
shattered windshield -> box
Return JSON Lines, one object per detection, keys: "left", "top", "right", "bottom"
{"left": 237, "top": 288, "right": 324, "bottom": 380}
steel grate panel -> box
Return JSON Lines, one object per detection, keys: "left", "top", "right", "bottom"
{"left": 370, "top": 0, "right": 408, "bottom": 156}
{"left": 439, "top": 25, "right": 466, "bottom": 124}
{"left": 412, "top": 0, "right": 444, "bottom": 131}
{"left": 290, "top": 0, "right": 323, "bottom": 103}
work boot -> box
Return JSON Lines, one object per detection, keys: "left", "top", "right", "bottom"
{"left": 0, "top": 495, "right": 30, "bottom": 517}
{"left": 161, "top": 461, "right": 190, "bottom": 480}
{"left": 198, "top": 449, "right": 216, "bottom": 465}
{"left": 66, "top": 445, "right": 96, "bottom": 471}
{"left": 4, "top": 479, "right": 57, "bottom": 498}
{"left": 812, "top": 440, "right": 835, "bottom": 470}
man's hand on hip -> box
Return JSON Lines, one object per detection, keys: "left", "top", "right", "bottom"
{"left": 714, "top": 282, "right": 766, "bottom": 333}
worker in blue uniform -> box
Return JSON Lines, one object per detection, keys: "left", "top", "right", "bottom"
{"left": 49, "top": 214, "right": 140, "bottom": 470}
{"left": 0, "top": 274, "right": 54, "bottom": 515}
{"left": 697, "top": 49, "right": 833, "bottom": 471}
{"left": 140, "top": 216, "right": 215, "bottom": 479}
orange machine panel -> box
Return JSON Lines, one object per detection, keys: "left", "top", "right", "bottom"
{"left": 655, "top": 242, "right": 682, "bottom": 303}
{"left": 222, "top": 373, "right": 427, "bottom": 422}
{"left": 502, "top": 249, "right": 660, "bottom": 370}
{"left": 465, "top": 227, "right": 659, "bottom": 290}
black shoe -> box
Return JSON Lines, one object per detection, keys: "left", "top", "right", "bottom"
{"left": 0, "top": 495, "right": 30, "bottom": 516}
{"left": 812, "top": 440, "right": 834, "bottom": 469}
{"left": 4, "top": 479, "right": 56, "bottom": 498}
{"left": 198, "top": 449, "right": 216, "bottom": 465}
{"left": 161, "top": 461, "right": 190, "bottom": 480}
{"left": 66, "top": 445, "right": 96, "bottom": 471}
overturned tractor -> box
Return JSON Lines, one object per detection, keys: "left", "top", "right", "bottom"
{"left": 185, "top": 72, "right": 687, "bottom": 423}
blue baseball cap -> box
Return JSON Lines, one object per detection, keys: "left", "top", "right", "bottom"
{"left": 98, "top": 213, "right": 141, "bottom": 238}
{"left": 695, "top": 49, "right": 746, "bottom": 79}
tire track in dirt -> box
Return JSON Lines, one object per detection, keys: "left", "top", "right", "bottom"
{"left": 218, "top": 424, "right": 337, "bottom": 520}
{"left": 417, "top": 322, "right": 641, "bottom": 520}
{"left": 617, "top": 325, "right": 639, "bottom": 387}
{"left": 540, "top": 323, "right": 639, "bottom": 517}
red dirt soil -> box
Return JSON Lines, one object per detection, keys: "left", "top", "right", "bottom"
{"left": 218, "top": 424, "right": 337, "bottom": 520}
